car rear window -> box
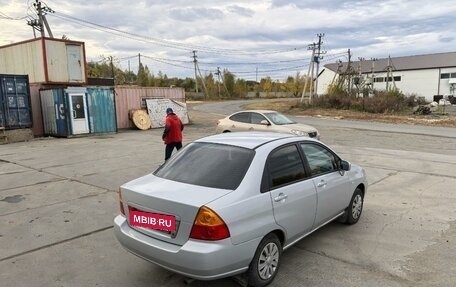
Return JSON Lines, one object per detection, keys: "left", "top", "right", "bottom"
{"left": 154, "top": 142, "right": 255, "bottom": 190}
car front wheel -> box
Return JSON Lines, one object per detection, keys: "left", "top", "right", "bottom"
{"left": 346, "top": 188, "right": 364, "bottom": 225}
{"left": 247, "top": 233, "right": 282, "bottom": 287}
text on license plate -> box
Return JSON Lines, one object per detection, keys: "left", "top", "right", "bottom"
{"left": 129, "top": 210, "right": 176, "bottom": 232}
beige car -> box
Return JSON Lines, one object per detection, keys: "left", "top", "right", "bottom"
{"left": 216, "top": 110, "right": 320, "bottom": 140}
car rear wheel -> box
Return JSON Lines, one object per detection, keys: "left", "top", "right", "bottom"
{"left": 345, "top": 188, "right": 364, "bottom": 225}
{"left": 247, "top": 233, "right": 282, "bottom": 287}
{"left": 222, "top": 130, "right": 231, "bottom": 133}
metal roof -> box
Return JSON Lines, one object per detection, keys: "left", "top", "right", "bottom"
{"left": 324, "top": 52, "right": 456, "bottom": 74}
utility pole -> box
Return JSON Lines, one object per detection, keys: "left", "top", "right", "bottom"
{"left": 109, "top": 56, "right": 115, "bottom": 83}
{"left": 192, "top": 51, "right": 199, "bottom": 93}
{"left": 347, "top": 49, "right": 352, "bottom": 94}
{"left": 215, "top": 67, "right": 221, "bottom": 98}
{"left": 300, "top": 43, "right": 316, "bottom": 104}
{"left": 37, "top": 0, "right": 44, "bottom": 38}
{"left": 220, "top": 69, "right": 231, "bottom": 98}
{"left": 28, "top": 0, "right": 54, "bottom": 38}
{"left": 196, "top": 62, "right": 208, "bottom": 99}
{"left": 385, "top": 56, "right": 396, "bottom": 91}
{"left": 370, "top": 58, "right": 377, "bottom": 93}
{"left": 309, "top": 43, "right": 316, "bottom": 103}
{"left": 314, "top": 33, "right": 326, "bottom": 97}
{"left": 128, "top": 60, "right": 131, "bottom": 84}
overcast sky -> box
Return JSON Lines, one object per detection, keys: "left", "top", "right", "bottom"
{"left": 1, "top": 0, "right": 456, "bottom": 81}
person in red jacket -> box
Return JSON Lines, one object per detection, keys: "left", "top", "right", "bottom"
{"left": 162, "top": 107, "right": 184, "bottom": 160}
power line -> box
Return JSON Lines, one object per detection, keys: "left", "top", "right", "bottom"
{"left": 49, "top": 10, "right": 308, "bottom": 55}
{"left": 0, "top": 11, "right": 28, "bottom": 20}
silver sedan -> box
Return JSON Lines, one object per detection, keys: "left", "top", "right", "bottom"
{"left": 114, "top": 132, "right": 367, "bottom": 287}
{"left": 216, "top": 110, "right": 320, "bottom": 140}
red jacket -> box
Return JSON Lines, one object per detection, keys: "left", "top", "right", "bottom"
{"left": 162, "top": 113, "right": 183, "bottom": 144}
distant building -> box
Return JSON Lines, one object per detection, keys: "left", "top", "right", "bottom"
{"left": 317, "top": 52, "right": 456, "bottom": 102}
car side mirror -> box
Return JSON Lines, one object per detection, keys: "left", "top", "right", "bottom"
{"left": 340, "top": 160, "right": 351, "bottom": 171}
{"left": 260, "top": 120, "right": 270, "bottom": 126}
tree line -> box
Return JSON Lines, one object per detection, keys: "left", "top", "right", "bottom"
{"left": 87, "top": 59, "right": 311, "bottom": 99}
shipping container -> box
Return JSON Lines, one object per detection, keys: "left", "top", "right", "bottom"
{"left": 40, "top": 86, "right": 117, "bottom": 137}
{"left": 87, "top": 86, "right": 117, "bottom": 133}
{"left": 41, "top": 87, "right": 89, "bottom": 137}
{"left": 0, "top": 74, "right": 32, "bottom": 129}
{"left": 115, "top": 86, "right": 185, "bottom": 129}
{"left": 0, "top": 37, "right": 87, "bottom": 85}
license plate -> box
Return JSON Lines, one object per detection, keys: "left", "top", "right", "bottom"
{"left": 129, "top": 209, "right": 176, "bottom": 232}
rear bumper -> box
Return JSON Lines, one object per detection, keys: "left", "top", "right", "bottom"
{"left": 113, "top": 215, "right": 260, "bottom": 280}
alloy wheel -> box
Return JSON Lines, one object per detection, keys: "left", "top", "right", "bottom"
{"left": 258, "top": 242, "right": 279, "bottom": 280}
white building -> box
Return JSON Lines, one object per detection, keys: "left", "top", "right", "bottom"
{"left": 317, "top": 52, "right": 456, "bottom": 102}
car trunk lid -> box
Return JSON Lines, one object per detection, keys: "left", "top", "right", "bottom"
{"left": 121, "top": 173, "right": 232, "bottom": 246}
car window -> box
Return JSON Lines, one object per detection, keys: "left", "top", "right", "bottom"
{"left": 300, "top": 143, "right": 338, "bottom": 176}
{"left": 154, "top": 142, "right": 254, "bottom": 190}
{"left": 250, "top": 112, "right": 267, "bottom": 124}
{"left": 268, "top": 145, "right": 306, "bottom": 188}
{"left": 264, "top": 112, "right": 295, "bottom": 125}
{"left": 229, "top": 112, "right": 250, "bottom": 123}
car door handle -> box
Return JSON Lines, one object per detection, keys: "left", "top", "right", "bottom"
{"left": 274, "top": 193, "right": 288, "bottom": 202}
{"left": 316, "top": 181, "right": 327, "bottom": 188}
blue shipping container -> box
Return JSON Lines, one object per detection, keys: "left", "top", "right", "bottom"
{"left": 87, "top": 87, "right": 117, "bottom": 133}
{"left": 40, "top": 88, "right": 70, "bottom": 137}
{"left": 0, "top": 74, "right": 32, "bottom": 129}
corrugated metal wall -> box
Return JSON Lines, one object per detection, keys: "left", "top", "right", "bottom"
{"left": 115, "top": 86, "right": 185, "bottom": 129}
{"left": 87, "top": 87, "right": 117, "bottom": 133}
{"left": 40, "top": 89, "right": 70, "bottom": 137}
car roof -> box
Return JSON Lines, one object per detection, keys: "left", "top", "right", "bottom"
{"left": 195, "top": 132, "right": 310, "bottom": 149}
{"left": 231, "top": 110, "right": 277, "bottom": 114}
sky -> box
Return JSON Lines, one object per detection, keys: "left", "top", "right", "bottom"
{"left": 1, "top": 0, "right": 456, "bottom": 81}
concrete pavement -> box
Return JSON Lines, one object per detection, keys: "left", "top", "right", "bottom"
{"left": 1, "top": 106, "right": 455, "bottom": 287}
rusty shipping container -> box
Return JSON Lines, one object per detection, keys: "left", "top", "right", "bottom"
{"left": 115, "top": 86, "right": 185, "bottom": 129}
{"left": 0, "top": 37, "right": 87, "bottom": 85}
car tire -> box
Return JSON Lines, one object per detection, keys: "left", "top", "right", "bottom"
{"left": 223, "top": 130, "right": 231, "bottom": 133}
{"left": 247, "top": 233, "right": 282, "bottom": 287}
{"left": 345, "top": 188, "right": 364, "bottom": 225}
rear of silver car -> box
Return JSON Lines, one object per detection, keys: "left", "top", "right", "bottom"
{"left": 114, "top": 178, "right": 260, "bottom": 279}
{"left": 114, "top": 215, "right": 258, "bottom": 279}
{"left": 114, "top": 142, "right": 260, "bottom": 279}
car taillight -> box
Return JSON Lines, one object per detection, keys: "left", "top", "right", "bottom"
{"left": 190, "top": 206, "right": 230, "bottom": 241}
{"left": 118, "top": 190, "right": 125, "bottom": 216}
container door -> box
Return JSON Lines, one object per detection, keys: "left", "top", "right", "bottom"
{"left": 68, "top": 93, "right": 89, "bottom": 134}
{"left": 0, "top": 75, "right": 32, "bottom": 128}
{"left": 66, "top": 45, "right": 83, "bottom": 82}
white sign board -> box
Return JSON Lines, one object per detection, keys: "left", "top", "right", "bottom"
{"left": 145, "top": 99, "right": 190, "bottom": 129}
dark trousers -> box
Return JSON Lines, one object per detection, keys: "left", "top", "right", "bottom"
{"left": 165, "top": 142, "right": 182, "bottom": 160}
